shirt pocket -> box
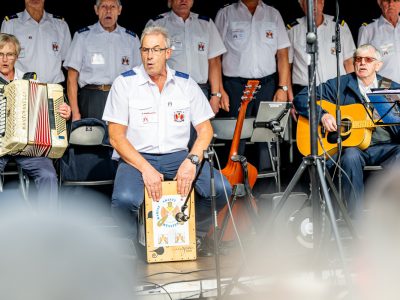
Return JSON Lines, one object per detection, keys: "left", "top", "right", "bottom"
{"left": 130, "top": 102, "right": 158, "bottom": 128}
{"left": 227, "top": 21, "right": 250, "bottom": 51}
{"left": 260, "top": 21, "right": 277, "bottom": 46}
{"left": 86, "top": 47, "right": 106, "bottom": 70}
{"left": 167, "top": 100, "right": 190, "bottom": 128}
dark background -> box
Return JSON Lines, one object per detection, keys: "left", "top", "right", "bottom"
{"left": 1, "top": 0, "right": 381, "bottom": 43}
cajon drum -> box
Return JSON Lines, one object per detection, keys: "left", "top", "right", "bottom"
{"left": 138, "top": 181, "right": 196, "bottom": 263}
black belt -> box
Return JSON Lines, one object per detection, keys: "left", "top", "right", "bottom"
{"left": 223, "top": 73, "right": 277, "bottom": 84}
{"left": 83, "top": 84, "right": 112, "bottom": 92}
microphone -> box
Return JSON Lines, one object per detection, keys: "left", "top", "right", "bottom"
{"left": 175, "top": 211, "right": 189, "bottom": 223}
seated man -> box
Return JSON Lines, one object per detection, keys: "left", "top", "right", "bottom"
{"left": 102, "top": 26, "right": 232, "bottom": 254}
{"left": 294, "top": 44, "right": 400, "bottom": 218}
{"left": 0, "top": 33, "right": 71, "bottom": 209}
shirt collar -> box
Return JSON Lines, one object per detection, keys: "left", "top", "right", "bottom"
{"left": 94, "top": 21, "right": 122, "bottom": 34}
{"left": 22, "top": 9, "right": 50, "bottom": 23}
{"left": 169, "top": 10, "right": 195, "bottom": 23}
{"left": 239, "top": 0, "right": 263, "bottom": 11}
{"left": 357, "top": 76, "right": 378, "bottom": 100}
{"left": 137, "top": 64, "right": 175, "bottom": 86}
{"left": 379, "top": 14, "right": 400, "bottom": 27}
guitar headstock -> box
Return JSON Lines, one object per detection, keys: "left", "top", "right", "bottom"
{"left": 241, "top": 80, "right": 260, "bottom": 104}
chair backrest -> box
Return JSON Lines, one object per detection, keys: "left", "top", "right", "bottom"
{"left": 59, "top": 118, "right": 116, "bottom": 186}
{"left": 211, "top": 117, "right": 255, "bottom": 140}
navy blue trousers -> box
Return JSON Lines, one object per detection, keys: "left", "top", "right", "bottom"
{"left": 111, "top": 150, "right": 232, "bottom": 240}
{"left": 327, "top": 143, "right": 400, "bottom": 217}
{"left": 0, "top": 156, "right": 58, "bottom": 210}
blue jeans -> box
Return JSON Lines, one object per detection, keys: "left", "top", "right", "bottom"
{"left": 0, "top": 156, "right": 58, "bottom": 210}
{"left": 111, "top": 150, "right": 232, "bottom": 240}
{"left": 326, "top": 143, "right": 400, "bottom": 218}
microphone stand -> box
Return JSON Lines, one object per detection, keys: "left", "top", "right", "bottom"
{"left": 174, "top": 143, "right": 223, "bottom": 297}
{"left": 333, "top": 0, "right": 343, "bottom": 203}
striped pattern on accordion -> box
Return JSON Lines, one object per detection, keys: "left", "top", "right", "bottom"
{"left": 0, "top": 80, "right": 68, "bottom": 159}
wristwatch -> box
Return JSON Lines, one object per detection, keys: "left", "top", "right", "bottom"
{"left": 210, "top": 92, "right": 222, "bottom": 98}
{"left": 278, "top": 85, "right": 288, "bottom": 92}
{"left": 187, "top": 154, "right": 200, "bottom": 166}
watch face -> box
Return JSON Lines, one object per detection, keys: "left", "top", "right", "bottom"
{"left": 188, "top": 154, "right": 199, "bottom": 165}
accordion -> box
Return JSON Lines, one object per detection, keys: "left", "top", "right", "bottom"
{"left": 0, "top": 79, "right": 68, "bottom": 158}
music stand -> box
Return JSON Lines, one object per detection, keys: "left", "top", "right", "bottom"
{"left": 366, "top": 91, "right": 400, "bottom": 125}
{"left": 251, "top": 102, "right": 291, "bottom": 191}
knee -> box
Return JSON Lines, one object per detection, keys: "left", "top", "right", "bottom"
{"left": 35, "top": 167, "right": 57, "bottom": 183}
{"left": 342, "top": 148, "right": 364, "bottom": 167}
{"left": 112, "top": 187, "right": 142, "bottom": 212}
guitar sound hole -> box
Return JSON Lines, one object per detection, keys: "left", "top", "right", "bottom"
{"left": 327, "top": 118, "right": 352, "bottom": 144}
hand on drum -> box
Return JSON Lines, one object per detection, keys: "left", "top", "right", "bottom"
{"left": 175, "top": 159, "right": 196, "bottom": 197}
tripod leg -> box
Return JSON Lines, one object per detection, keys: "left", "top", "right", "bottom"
{"left": 257, "top": 159, "right": 308, "bottom": 243}
{"left": 324, "top": 170, "right": 359, "bottom": 240}
{"left": 316, "top": 159, "right": 352, "bottom": 286}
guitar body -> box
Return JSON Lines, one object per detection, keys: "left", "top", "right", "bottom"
{"left": 297, "top": 100, "right": 374, "bottom": 156}
{"left": 207, "top": 80, "right": 260, "bottom": 242}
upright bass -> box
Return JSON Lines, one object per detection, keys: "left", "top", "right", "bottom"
{"left": 209, "top": 80, "right": 260, "bottom": 241}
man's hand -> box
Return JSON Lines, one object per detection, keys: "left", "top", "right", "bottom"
{"left": 175, "top": 159, "right": 196, "bottom": 196}
{"left": 142, "top": 165, "right": 164, "bottom": 201}
{"left": 273, "top": 89, "right": 288, "bottom": 102}
{"left": 209, "top": 96, "right": 220, "bottom": 114}
{"left": 321, "top": 113, "right": 337, "bottom": 132}
{"left": 220, "top": 89, "right": 230, "bottom": 112}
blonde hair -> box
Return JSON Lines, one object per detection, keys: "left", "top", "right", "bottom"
{"left": 0, "top": 33, "right": 21, "bottom": 56}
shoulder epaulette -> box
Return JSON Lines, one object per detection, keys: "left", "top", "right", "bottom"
{"left": 122, "top": 69, "right": 136, "bottom": 77}
{"left": 52, "top": 14, "right": 64, "bottom": 20}
{"left": 286, "top": 20, "right": 299, "bottom": 30}
{"left": 332, "top": 17, "right": 346, "bottom": 26}
{"left": 78, "top": 26, "right": 90, "bottom": 34}
{"left": 151, "top": 15, "right": 164, "bottom": 21}
{"left": 361, "top": 19, "right": 375, "bottom": 26}
{"left": 125, "top": 29, "right": 137, "bottom": 37}
{"left": 198, "top": 15, "right": 210, "bottom": 22}
{"left": 4, "top": 14, "right": 18, "bottom": 22}
{"left": 175, "top": 71, "right": 189, "bottom": 79}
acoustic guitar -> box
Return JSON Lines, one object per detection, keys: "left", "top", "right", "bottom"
{"left": 207, "top": 80, "right": 260, "bottom": 241}
{"left": 296, "top": 100, "right": 376, "bottom": 156}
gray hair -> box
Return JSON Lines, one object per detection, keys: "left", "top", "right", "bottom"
{"left": 354, "top": 44, "right": 382, "bottom": 61}
{"left": 95, "top": 0, "right": 121, "bottom": 7}
{"left": 141, "top": 26, "right": 171, "bottom": 48}
{"left": 0, "top": 33, "right": 21, "bottom": 56}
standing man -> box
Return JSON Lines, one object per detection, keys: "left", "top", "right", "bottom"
{"left": 294, "top": 44, "right": 400, "bottom": 218}
{"left": 146, "top": 0, "right": 229, "bottom": 114}
{"left": 1, "top": 0, "right": 71, "bottom": 84}
{"left": 64, "top": 0, "right": 141, "bottom": 121}
{"left": 102, "top": 26, "right": 231, "bottom": 254}
{"left": 358, "top": 0, "right": 400, "bottom": 83}
{"left": 215, "top": 0, "right": 291, "bottom": 171}
{"left": 0, "top": 33, "right": 71, "bottom": 210}
{"left": 288, "top": 0, "right": 355, "bottom": 96}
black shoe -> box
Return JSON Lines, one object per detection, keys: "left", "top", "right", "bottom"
{"left": 196, "top": 236, "right": 213, "bottom": 257}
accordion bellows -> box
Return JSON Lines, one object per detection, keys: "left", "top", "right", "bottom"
{"left": 0, "top": 79, "right": 68, "bottom": 158}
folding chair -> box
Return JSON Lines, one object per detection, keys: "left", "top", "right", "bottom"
{"left": 59, "top": 118, "right": 117, "bottom": 187}
{"left": 0, "top": 159, "right": 30, "bottom": 205}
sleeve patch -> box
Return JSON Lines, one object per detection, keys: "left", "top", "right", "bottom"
{"left": 175, "top": 71, "right": 189, "bottom": 79}
{"left": 125, "top": 29, "right": 137, "bottom": 37}
{"left": 78, "top": 26, "right": 90, "bottom": 34}
{"left": 198, "top": 15, "right": 210, "bottom": 22}
{"left": 122, "top": 69, "right": 136, "bottom": 77}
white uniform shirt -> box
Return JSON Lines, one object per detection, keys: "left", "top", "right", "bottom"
{"left": 358, "top": 15, "right": 400, "bottom": 83}
{"left": 288, "top": 15, "right": 355, "bottom": 86}
{"left": 215, "top": 0, "right": 290, "bottom": 78}
{"left": 1, "top": 10, "right": 71, "bottom": 84}
{"left": 63, "top": 22, "right": 141, "bottom": 87}
{"left": 146, "top": 11, "right": 226, "bottom": 84}
{"left": 103, "top": 65, "right": 214, "bottom": 156}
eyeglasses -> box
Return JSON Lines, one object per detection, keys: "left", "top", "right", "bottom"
{"left": 0, "top": 52, "right": 16, "bottom": 59}
{"left": 354, "top": 56, "right": 377, "bottom": 63}
{"left": 98, "top": 4, "right": 119, "bottom": 10}
{"left": 140, "top": 47, "right": 168, "bottom": 55}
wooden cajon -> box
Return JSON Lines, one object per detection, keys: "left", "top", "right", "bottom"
{"left": 138, "top": 181, "right": 196, "bottom": 263}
